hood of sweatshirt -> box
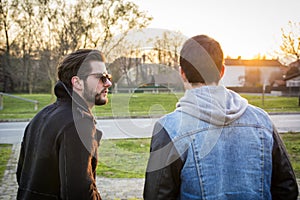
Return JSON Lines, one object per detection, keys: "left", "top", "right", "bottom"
{"left": 176, "top": 86, "right": 248, "bottom": 126}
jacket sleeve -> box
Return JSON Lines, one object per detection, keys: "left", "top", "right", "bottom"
{"left": 144, "top": 122, "right": 184, "bottom": 200}
{"left": 58, "top": 122, "right": 101, "bottom": 200}
{"left": 16, "top": 141, "right": 25, "bottom": 184}
{"left": 16, "top": 125, "right": 29, "bottom": 184}
{"left": 271, "top": 127, "right": 299, "bottom": 200}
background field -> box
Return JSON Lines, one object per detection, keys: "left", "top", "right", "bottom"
{"left": 96, "top": 132, "right": 300, "bottom": 179}
{"left": 0, "top": 93, "right": 299, "bottom": 180}
{"left": 1, "top": 132, "right": 299, "bottom": 182}
{"left": 1, "top": 93, "right": 300, "bottom": 120}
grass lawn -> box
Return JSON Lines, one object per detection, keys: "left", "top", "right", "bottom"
{"left": 106, "top": 93, "right": 182, "bottom": 118}
{"left": 0, "top": 93, "right": 300, "bottom": 120}
{"left": 0, "top": 134, "right": 299, "bottom": 181}
{"left": 0, "top": 144, "right": 12, "bottom": 183}
{"left": 281, "top": 132, "right": 300, "bottom": 178}
{"left": 241, "top": 94, "right": 300, "bottom": 113}
{"left": 0, "top": 94, "right": 55, "bottom": 119}
{"left": 0, "top": 93, "right": 299, "bottom": 180}
{"left": 97, "top": 133, "right": 300, "bottom": 179}
{"left": 0, "top": 93, "right": 182, "bottom": 119}
{"left": 97, "top": 138, "right": 151, "bottom": 178}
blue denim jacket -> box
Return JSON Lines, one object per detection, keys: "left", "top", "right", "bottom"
{"left": 144, "top": 86, "right": 298, "bottom": 200}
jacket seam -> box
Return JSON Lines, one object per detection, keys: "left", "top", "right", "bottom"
{"left": 171, "top": 124, "right": 273, "bottom": 144}
{"left": 63, "top": 132, "right": 69, "bottom": 199}
{"left": 17, "top": 187, "right": 58, "bottom": 199}
{"left": 260, "top": 130, "right": 264, "bottom": 199}
{"left": 192, "top": 141, "right": 206, "bottom": 199}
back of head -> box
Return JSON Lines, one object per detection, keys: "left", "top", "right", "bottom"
{"left": 57, "top": 49, "right": 105, "bottom": 88}
{"left": 180, "top": 35, "right": 224, "bottom": 84}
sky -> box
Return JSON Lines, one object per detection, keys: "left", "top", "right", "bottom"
{"left": 131, "top": 0, "right": 300, "bottom": 59}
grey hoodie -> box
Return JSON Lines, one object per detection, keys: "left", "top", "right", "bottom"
{"left": 176, "top": 85, "right": 248, "bottom": 126}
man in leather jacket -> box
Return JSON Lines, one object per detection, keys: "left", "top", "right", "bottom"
{"left": 144, "top": 35, "right": 299, "bottom": 200}
{"left": 16, "top": 49, "right": 112, "bottom": 199}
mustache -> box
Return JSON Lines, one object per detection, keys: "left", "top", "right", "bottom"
{"left": 96, "top": 89, "right": 107, "bottom": 95}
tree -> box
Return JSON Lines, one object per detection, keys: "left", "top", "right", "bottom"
{"left": 0, "top": 0, "right": 152, "bottom": 93}
{"left": 150, "top": 30, "right": 186, "bottom": 67}
{"left": 1, "top": 0, "right": 49, "bottom": 93}
{"left": 76, "top": 0, "right": 152, "bottom": 62}
{"left": 278, "top": 21, "right": 300, "bottom": 64}
{"left": 35, "top": 0, "right": 88, "bottom": 97}
{"left": 0, "top": 0, "right": 15, "bottom": 92}
{"left": 15, "top": 0, "right": 37, "bottom": 93}
{"left": 108, "top": 40, "right": 143, "bottom": 87}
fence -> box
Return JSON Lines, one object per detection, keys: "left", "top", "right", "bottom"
{"left": 113, "top": 87, "right": 175, "bottom": 94}
{"left": 0, "top": 92, "right": 38, "bottom": 111}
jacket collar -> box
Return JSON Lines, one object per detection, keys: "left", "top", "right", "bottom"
{"left": 54, "top": 81, "right": 95, "bottom": 121}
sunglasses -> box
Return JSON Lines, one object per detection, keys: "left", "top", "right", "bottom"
{"left": 84, "top": 73, "right": 112, "bottom": 83}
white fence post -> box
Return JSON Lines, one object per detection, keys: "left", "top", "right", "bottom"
{"left": 0, "top": 92, "right": 38, "bottom": 111}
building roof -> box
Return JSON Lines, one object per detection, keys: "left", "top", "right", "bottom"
{"left": 289, "top": 59, "right": 300, "bottom": 68}
{"left": 284, "top": 60, "right": 300, "bottom": 81}
{"left": 224, "top": 59, "right": 284, "bottom": 67}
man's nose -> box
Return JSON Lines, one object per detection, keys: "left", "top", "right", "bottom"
{"left": 104, "top": 79, "right": 112, "bottom": 87}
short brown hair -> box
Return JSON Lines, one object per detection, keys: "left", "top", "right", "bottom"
{"left": 179, "top": 35, "right": 224, "bottom": 84}
{"left": 57, "top": 49, "right": 105, "bottom": 88}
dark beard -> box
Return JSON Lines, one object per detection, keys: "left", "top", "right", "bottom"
{"left": 83, "top": 88, "right": 107, "bottom": 106}
{"left": 95, "top": 93, "right": 107, "bottom": 105}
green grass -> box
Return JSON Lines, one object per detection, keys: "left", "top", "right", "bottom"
{"left": 0, "top": 136, "right": 299, "bottom": 181}
{"left": 97, "top": 138, "right": 151, "bottom": 178}
{"left": 281, "top": 132, "right": 300, "bottom": 178}
{"left": 0, "top": 93, "right": 183, "bottom": 119}
{"left": 0, "top": 93, "right": 300, "bottom": 120}
{"left": 97, "top": 133, "right": 300, "bottom": 179}
{"left": 0, "top": 144, "right": 12, "bottom": 183}
{"left": 0, "top": 93, "right": 299, "bottom": 179}
{"left": 0, "top": 94, "right": 55, "bottom": 119}
{"left": 241, "top": 94, "right": 300, "bottom": 113}
{"left": 102, "top": 93, "right": 182, "bottom": 117}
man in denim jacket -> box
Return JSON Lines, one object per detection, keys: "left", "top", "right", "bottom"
{"left": 144, "top": 35, "right": 298, "bottom": 200}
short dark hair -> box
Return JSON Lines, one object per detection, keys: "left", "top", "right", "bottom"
{"left": 57, "top": 49, "right": 105, "bottom": 88}
{"left": 179, "top": 35, "right": 224, "bottom": 84}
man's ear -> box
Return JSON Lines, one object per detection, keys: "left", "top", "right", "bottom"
{"left": 71, "top": 76, "right": 83, "bottom": 90}
{"left": 179, "top": 67, "right": 188, "bottom": 82}
{"left": 180, "top": 66, "right": 193, "bottom": 89}
{"left": 220, "top": 65, "right": 225, "bottom": 78}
